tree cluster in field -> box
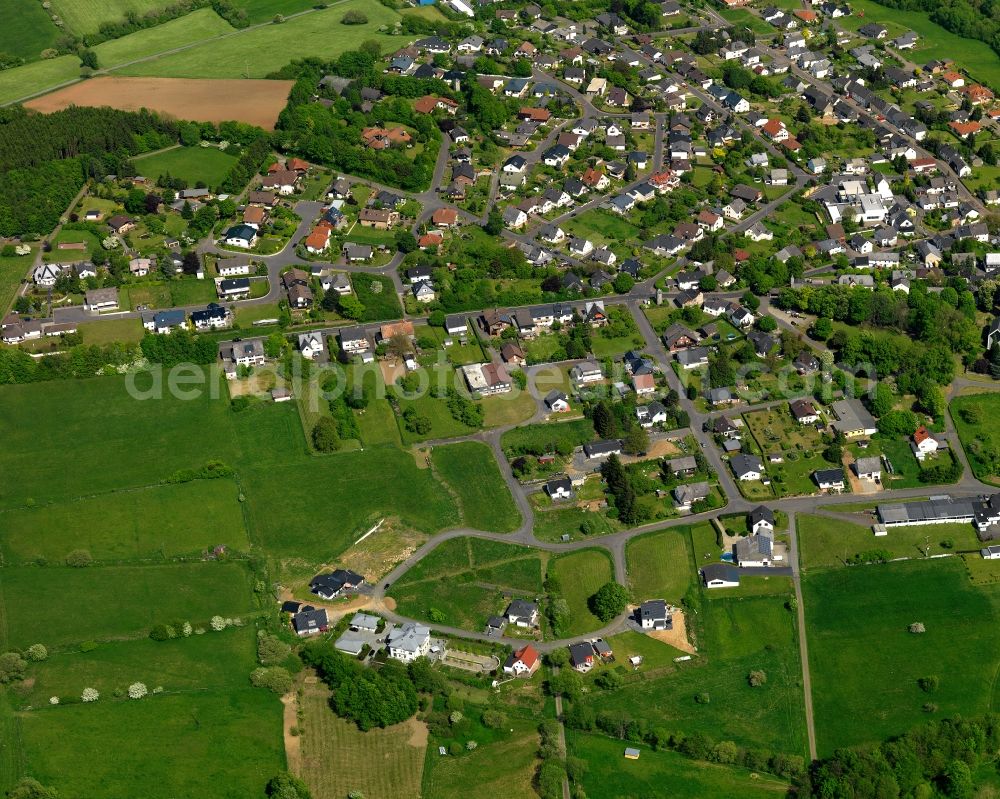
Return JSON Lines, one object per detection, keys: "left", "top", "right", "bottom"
{"left": 300, "top": 643, "right": 419, "bottom": 731}
{"left": 535, "top": 718, "right": 570, "bottom": 799}
{"left": 140, "top": 329, "right": 219, "bottom": 367}
{"left": 0, "top": 342, "right": 140, "bottom": 384}
{"left": 588, "top": 581, "right": 629, "bottom": 623}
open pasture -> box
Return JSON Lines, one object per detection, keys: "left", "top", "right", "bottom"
{"left": 804, "top": 558, "right": 1000, "bottom": 754}
{"left": 0, "top": 479, "right": 249, "bottom": 564}
{"left": 0, "top": 561, "right": 254, "bottom": 649}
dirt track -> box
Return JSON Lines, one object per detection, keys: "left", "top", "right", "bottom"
{"left": 25, "top": 77, "right": 294, "bottom": 129}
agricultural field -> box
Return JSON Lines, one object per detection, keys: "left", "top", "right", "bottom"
{"left": 0, "top": 479, "right": 249, "bottom": 563}
{"left": 804, "top": 558, "right": 1000, "bottom": 754}
{"left": 567, "top": 732, "right": 792, "bottom": 799}
{"left": 26, "top": 75, "right": 295, "bottom": 128}
{"left": 132, "top": 145, "right": 238, "bottom": 188}
{"left": 583, "top": 593, "right": 808, "bottom": 756}
{"left": 299, "top": 682, "right": 426, "bottom": 799}
{"left": 625, "top": 528, "right": 694, "bottom": 602}
{"left": 17, "top": 689, "right": 284, "bottom": 798}
{"left": 797, "top": 513, "right": 981, "bottom": 571}
{"left": 430, "top": 442, "right": 521, "bottom": 534}
{"left": 0, "top": 561, "right": 255, "bottom": 649}
{"left": 116, "top": 0, "right": 405, "bottom": 80}
{"left": 550, "top": 549, "right": 615, "bottom": 636}
{"left": 951, "top": 393, "right": 1000, "bottom": 484}
{"left": 389, "top": 537, "right": 544, "bottom": 631}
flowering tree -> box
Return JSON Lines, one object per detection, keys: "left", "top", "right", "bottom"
{"left": 49, "top": 696, "right": 59, "bottom": 705}
{"left": 210, "top": 616, "right": 226, "bottom": 631}
{"left": 182, "top": 622, "right": 193, "bottom": 637}
{"left": 128, "top": 682, "right": 148, "bottom": 700}
{"left": 82, "top": 688, "right": 99, "bottom": 702}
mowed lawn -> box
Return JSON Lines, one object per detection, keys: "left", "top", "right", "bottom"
{"left": 117, "top": 0, "right": 403, "bottom": 79}
{"left": 568, "top": 732, "right": 791, "bottom": 798}
{"left": 133, "top": 144, "right": 238, "bottom": 188}
{"left": 0, "top": 561, "right": 254, "bottom": 649}
{"left": 300, "top": 683, "right": 426, "bottom": 799}
{"left": 584, "top": 594, "right": 808, "bottom": 756}
{"left": 797, "top": 513, "right": 982, "bottom": 571}
{"left": 626, "top": 528, "right": 693, "bottom": 603}
{"left": 18, "top": 689, "right": 284, "bottom": 799}
{"left": 804, "top": 558, "right": 1000, "bottom": 754}
{"left": 20, "top": 626, "right": 256, "bottom": 707}
{"left": 0, "top": 377, "right": 239, "bottom": 509}
{"left": 0, "top": 246, "right": 33, "bottom": 313}
{"left": 431, "top": 441, "right": 521, "bottom": 533}
{"left": 0, "top": 479, "right": 249, "bottom": 564}
{"left": 550, "top": 549, "right": 614, "bottom": 635}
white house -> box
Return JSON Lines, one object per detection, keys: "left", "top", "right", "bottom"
{"left": 387, "top": 623, "right": 432, "bottom": 662}
{"left": 298, "top": 331, "right": 324, "bottom": 359}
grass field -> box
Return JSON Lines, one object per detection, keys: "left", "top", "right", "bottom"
{"left": 18, "top": 689, "right": 284, "bottom": 798}
{"left": 797, "top": 513, "right": 981, "bottom": 570}
{"left": 20, "top": 625, "right": 256, "bottom": 706}
{"left": 584, "top": 593, "right": 807, "bottom": 756}
{"left": 133, "top": 145, "right": 238, "bottom": 188}
{"left": 423, "top": 714, "right": 539, "bottom": 799}
{"left": 78, "top": 317, "right": 144, "bottom": 344}
{"left": 0, "top": 376, "right": 238, "bottom": 509}
{"left": 300, "top": 682, "right": 426, "bottom": 799}
{"left": 568, "top": 732, "right": 791, "bottom": 798}
{"left": 532, "top": 506, "right": 620, "bottom": 542}
{"left": 0, "top": 479, "right": 249, "bottom": 564}
{"left": 0, "top": 561, "right": 254, "bottom": 649}
{"left": 390, "top": 537, "right": 543, "bottom": 630}
{"left": 117, "top": 0, "right": 403, "bottom": 80}
{"left": 550, "top": 549, "right": 614, "bottom": 636}
{"left": 50, "top": 0, "right": 174, "bottom": 35}
{"left": 0, "top": 0, "right": 61, "bottom": 61}
{"left": 804, "top": 558, "right": 1000, "bottom": 754}
{"left": 951, "top": 393, "right": 1000, "bottom": 484}
{"left": 351, "top": 272, "right": 403, "bottom": 322}
{"left": 0, "top": 245, "right": 32, "bottom": 313}
{"left": 431, "top": 442, "right": 521, "bottom": 534}
{"left": 626, "top": 528, "right": 693, "bottom": 603}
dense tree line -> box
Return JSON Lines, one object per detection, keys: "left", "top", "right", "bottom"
{"left": 139, "top": 330, "right": 218, "bottom": 368}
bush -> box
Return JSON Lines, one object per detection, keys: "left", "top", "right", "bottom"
{"left": 341, "top": 9, "right": 368, "bottom": 23}
{"left": 82, "top": 687, "right": 99, "bottom": 702}
{"left": 25, "top": 644, "right": 48, "bottom": 662}
{"left": 149, "top": 624, "right": 172, "bottom": 641}
{"left": 251, "top": 666, "right": 294, "bottom": 694}
{"left": 65, "top": 548, "right": 93, "bottom": 567}
{"left": 482, "top": 709, "right": 506, "bottom": 729}
{"left": 918, "top": 675, "right": 939, "bottom": 693}
{"left": 312, "top": 416, "right": 341, "bottom": 452}
{"left": 128, "top": 682, "right": 148, "bottom": 699}
{"left": 748, "top": 670, "right": 767, "bottom": 687}
{"left": 909, "top": 622, "right": 926, "bottom": 634}
{"left": 448, "top": 741, "right": 463, "bottom": 755}
{"left": 258, "top": 632, "right": 292, "bottom": 666}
